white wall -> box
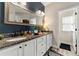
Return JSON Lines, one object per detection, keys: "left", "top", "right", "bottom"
{"left": 45, "top": 4, "right": 59, "bottom": 48}
{"left": 45, "top": 3, "right": 79, "bottom": 48}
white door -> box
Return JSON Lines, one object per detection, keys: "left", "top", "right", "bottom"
{"left": 23, "top": 39, "right": 36, "bottom": 56}
{"left": 59, "top": 8, "right": 76, "bottom": 54}
{"left": 0, "top": 45, "right": 18, "bottom": 56}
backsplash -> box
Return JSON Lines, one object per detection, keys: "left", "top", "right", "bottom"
{"left": 0, "top": 24, "right": 30, "bottom": 33}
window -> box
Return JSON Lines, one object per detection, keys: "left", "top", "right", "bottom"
{"left": 62, "top": 16, "right": 75, "bottom": 31}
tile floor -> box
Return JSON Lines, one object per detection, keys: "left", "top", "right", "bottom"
{"left": 49, "top": 51, "right": 61, "bottom": 56}
{"left": 45, "top": 50, "right": 61, "bottom": 56}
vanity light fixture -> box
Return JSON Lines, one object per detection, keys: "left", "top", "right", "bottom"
{"left": 36, "top": 10, "right": 45, "bottom": 16}
{"left": 36, "top": 10, "right": 41, "bottom": 15}
{"left": 41, "top": 11, "right": 45, "bottom": 16}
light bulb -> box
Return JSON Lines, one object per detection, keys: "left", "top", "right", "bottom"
{"left": 41, "top": 12, "right": 45, "bottom": 16}
{"left": 36, "top": 10, "right": 41, "bottom": 15}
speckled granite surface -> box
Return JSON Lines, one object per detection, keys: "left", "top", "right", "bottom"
{"left": 0, "top": 32, "right": 52, "bottom": 49}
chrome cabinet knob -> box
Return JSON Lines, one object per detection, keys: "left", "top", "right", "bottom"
{"left": 25, "top": 44, "right": 27, "bottom": 46}
{"left": 19, "top": 46, "right": 22, "bottom": 48}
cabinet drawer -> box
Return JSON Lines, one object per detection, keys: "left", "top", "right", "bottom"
{"left": 37, "top": 37, "right": 44, "bottom": 44}
{"left": 46, "top": 33, "right": 53, "bottom": 50}
{"left": 37, "top": 43, "right": 46, "bottom": 50}
{"left": 47, "top": 34, "right": 52, "bottom": 39}
{"left": 37, "top": 36, "right": 46, "bottom": 44}
{"left": 37, "top": 44, "right": 46, "bottom": 56}
{"left": 36, "top": 36, "right": 47, "bottom": 56}
{"left": 37, "top": 36, "right": 46, "bottom": 51}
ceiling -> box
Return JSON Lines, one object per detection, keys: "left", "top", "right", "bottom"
{"left": 41, "top": 2, "right": 51, "bottom": 6}
{"left": 42, "top": 2, "right": 79, "bottom": 6}
{"left": 42, "top": 2, "right": 79, "bottom": 11}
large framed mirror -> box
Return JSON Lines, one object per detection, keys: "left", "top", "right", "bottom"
{"left": 4, "top": 2, "right": 37, "bottom": 25}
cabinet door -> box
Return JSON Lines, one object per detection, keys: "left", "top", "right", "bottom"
{"left": 47, "top": 34, "right": 50, "bottom": 50}
{"left": 0, "top": 45, "right": 18, "bottom": 56}
{"left": 23, "top": 39, "right": 36, "bottom": 56}
{"left": 46, "top": 34, "right": 53, "bottom": 50}
{"left": 49, "top": 34, "right": 53, "bottom": 47}
{"left": 17, "top": 43, "right": 23, "bottom": 56}
{"left": 36, "top": 36, "right": 47, "bottom": 56}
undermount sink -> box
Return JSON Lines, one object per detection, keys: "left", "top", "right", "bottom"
{"left": 6, "top": 37, "right": 27, "bottom": 42}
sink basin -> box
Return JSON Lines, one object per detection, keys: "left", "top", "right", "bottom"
{"left": 6, "top": 37, "right": 27, "bottom": 42}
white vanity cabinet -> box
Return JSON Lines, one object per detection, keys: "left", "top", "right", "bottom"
{"left": 46, "top": 33, "right": 53, "bottom": 50}
{"left": 36, "top": 36, "right": 47, "bottom": 56}
{"left": 0, "top": 39, "right": 36, "bottom": 56}
{"left": 0, "top": 33, "right": 53, "bottom": 56}
{"left": 23, "top": 39, "right": 36, "bottom": 56}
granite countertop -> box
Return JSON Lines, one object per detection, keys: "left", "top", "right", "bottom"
{"left": 0, "top": 32, "right": 52, "bottom": 49}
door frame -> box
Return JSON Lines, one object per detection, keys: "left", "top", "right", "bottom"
{"left": 58, "top": 7, "right": 77, "bottom": 55}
